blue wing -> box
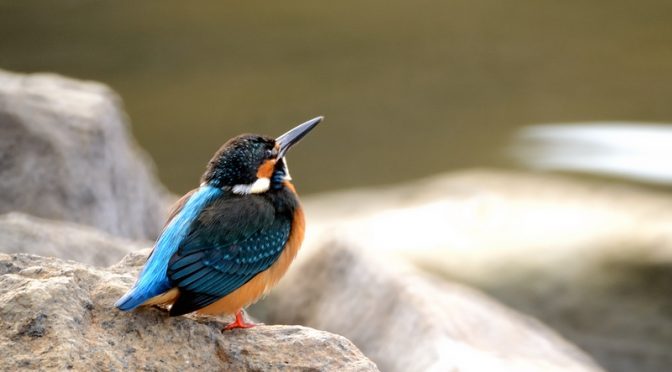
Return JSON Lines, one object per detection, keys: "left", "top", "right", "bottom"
{"left": 115, "top": 185, "right": 223, "bottom": 311}
{"left": 167, "top": 195, "right": 292, "bottom": 316}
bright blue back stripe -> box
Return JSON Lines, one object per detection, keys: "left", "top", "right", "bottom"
{"left": 115, "top": 185, "right": 223, "bottom": 311}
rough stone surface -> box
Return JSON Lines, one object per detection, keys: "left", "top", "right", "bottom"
{"left": 0, "top": 212, "right": 147, "bottom": 267}
{"left": 299, "top": 170, "right": 672, "bottom": 372}
{"left": 0, "top": 251, "right": 378, "bottom": 371}
{"left": 0, "top": 69, "right": 171, "bottom": 240}
{"left": 261, "top": 242, "right": 603, "bottom": 372}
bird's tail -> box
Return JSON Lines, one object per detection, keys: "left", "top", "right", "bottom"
{"left": 115, "top": 287, "right": 147, "bottom": 311}
{"left": 115, "top": 282, "right": 169, "bottom": 311}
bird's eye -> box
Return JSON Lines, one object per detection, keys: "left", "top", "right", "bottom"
{"left": 265, "top": 149, "right": 274, "bottom": 158}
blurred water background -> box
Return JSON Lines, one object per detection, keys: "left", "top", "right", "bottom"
{"left": 1, "top": 0, "right": 671, "bottom": 194}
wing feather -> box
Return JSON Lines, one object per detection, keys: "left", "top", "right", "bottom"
{"left": 167, "top": 194, "right": 292, "bottom": 316}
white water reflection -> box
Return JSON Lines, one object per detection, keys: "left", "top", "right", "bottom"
{"left": 512, "top": 122, "right": 672, "bottom": 185}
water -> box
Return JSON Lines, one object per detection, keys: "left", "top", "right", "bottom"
{"left": 513, "top": 123, "right": 672, "bottom": 185}
{"left": 1, "top": 0, "right": 672, "bottom": 194}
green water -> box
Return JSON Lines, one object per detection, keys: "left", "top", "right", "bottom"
{"left": 1, "top": 1, "right": 672, "bottom": 194}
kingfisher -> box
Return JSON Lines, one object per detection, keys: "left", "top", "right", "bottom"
{"left": 115, "top": 116, "right": 322, "bottom": 330}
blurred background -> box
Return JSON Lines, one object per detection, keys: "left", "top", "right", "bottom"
{"left": 2, "top": 0, "right": 672, "bottom": 194}
{"left": 2, "top": 2, "right": 672, "bottom": 371}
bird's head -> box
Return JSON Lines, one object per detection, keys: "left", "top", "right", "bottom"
{"left": 202, "top": 116, "right": 322, "bottom": 194}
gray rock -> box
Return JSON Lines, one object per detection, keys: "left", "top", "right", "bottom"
{"left": 261, "top": 241, "right": 603, "bottom": 372}
{"left": 0, "top": 69, "right": 171, "bottom": 240}
{"left": 0, "top": 212, "right": 148, "bottom": 267}
{"left": 299, "top": 170, "right": 672, "bottom": 372}
{"left": 0, "top": 250, "right": 379, "bottom": 371}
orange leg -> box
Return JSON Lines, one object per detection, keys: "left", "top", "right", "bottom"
{"left": 222, "top": 309, "right": 256, "bottom": 331}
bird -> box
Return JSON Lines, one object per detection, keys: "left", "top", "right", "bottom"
{"left": 115, "top": 116, "right": 322, "bottom": 330}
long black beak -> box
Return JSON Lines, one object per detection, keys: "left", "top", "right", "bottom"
{"left": 276, "top": 116, "right": 323, "bottom": 158}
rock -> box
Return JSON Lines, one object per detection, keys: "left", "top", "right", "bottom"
{"left": 261, "top": 241, "right": 603, "bottom": 372}
{"left": 0, "top": 251, "right": 378, "bottom": 371}
{"left": 299, "top": 170, "right": 672, "bottom": 372}
{"left": 302, "top": 170, "right": 672, "bottom": 275}
{"left": 0, "top": 69, "right": 171, "bottom": 240}
{"left": 0, "top": 212, "right": 148, "bottom": 267}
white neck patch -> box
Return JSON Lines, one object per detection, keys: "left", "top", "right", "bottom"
{"left": 231, "top": 177, "right": 271, "bottom": 195}
{"left": 282, "top": 157, "right": 292, "bottom": 181}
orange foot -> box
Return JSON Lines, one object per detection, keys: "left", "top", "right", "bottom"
{"left": 222, "top": 310, "right": 256, "bottom": 331}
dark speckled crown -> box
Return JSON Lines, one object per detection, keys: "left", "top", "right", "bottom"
{"left": 202, "top": 134, "right": 276, "bottom": 188}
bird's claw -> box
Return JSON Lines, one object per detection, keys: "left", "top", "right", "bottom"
{"left": 222, "top": 310, "right": 256, "bottom": 331}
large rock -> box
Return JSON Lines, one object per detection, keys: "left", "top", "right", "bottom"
{"left": 0, "top": 212, "right": 147, "bottom": 267}
{"left": 261, "top": 242, "right": 602, "bottom": 372}
{"left": 0, "top": 250, "right": 378, "bottom": 371}
{"left": 299, "top": 170, "right": 672, "bottom": 372}
{"left": 0, "top": 69, "right": 171, "bottom": 240}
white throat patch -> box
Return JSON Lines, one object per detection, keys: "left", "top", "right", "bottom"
{"left": 282, "top": 157, "right": 292, "bottom": 181}
{"left": 231, "top": 177, "right": 271, "bottom": 195}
